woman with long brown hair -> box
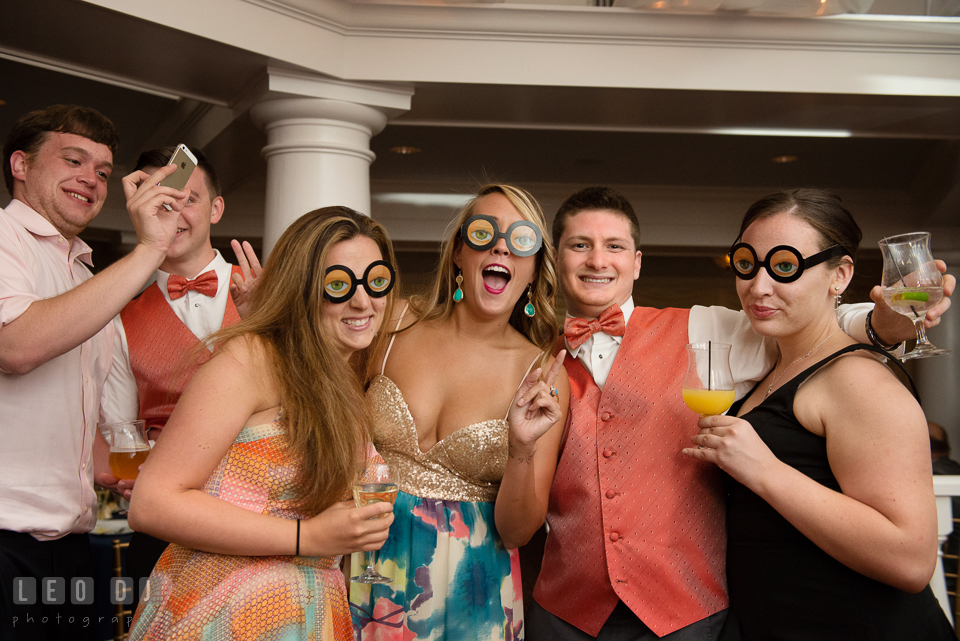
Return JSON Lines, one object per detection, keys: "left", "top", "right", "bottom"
{"left": 350, "top": 184, "right": 569, "bottom": 640}
{"left": 127, "top": 207, "right": 398, "bottom": 640}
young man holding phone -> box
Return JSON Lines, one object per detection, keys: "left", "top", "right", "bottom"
{"left": 101, "top": 145, "right": 249, "bottom": 601}
{"left": 0, "top": 105, "right": 185, "bottom": 640}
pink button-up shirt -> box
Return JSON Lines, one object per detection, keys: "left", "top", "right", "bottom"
{"left": 0, "top": 199, "right": 114, "bottom": 540}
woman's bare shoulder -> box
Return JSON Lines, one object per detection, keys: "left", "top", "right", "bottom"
{"left": 214, "top": 333, "right": 269, "bottom": 368}
{"left": 801, "top": 347, "right": 920, "bottom": 424}
{"left": 817, "top": 348, "right": 901, "bottom": 382}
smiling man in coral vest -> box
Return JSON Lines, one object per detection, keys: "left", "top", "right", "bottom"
{"left": 101, "top": 145, "right": 244, "bottom": 604}
{"left": 526, "top": 186, "right": 949, "bottom": 640}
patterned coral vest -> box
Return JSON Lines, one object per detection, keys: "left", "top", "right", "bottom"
{"left": 533, "top": 307, "right": 728, "bottom": 637}
{"left": 120, "top": 267, "right": 242, "bottom": 436}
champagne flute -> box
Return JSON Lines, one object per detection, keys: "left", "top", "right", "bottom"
{"left": 682, "top": 342, "right": 735, "bottom": 417}
{"left": 879, "top": 232, "right": 950, "bottom": 361}
{"left": 350, "top": 463, "right": 397, "bottom": 584}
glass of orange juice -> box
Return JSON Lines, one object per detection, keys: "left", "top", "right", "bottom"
{"left": 682, "top": 342, "right": 735, "bottom": 417}
{"left": 105, "top": 420, "right": 151, "bottom": 480}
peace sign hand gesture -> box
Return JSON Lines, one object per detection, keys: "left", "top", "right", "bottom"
{"left": 507, "top": 350, "right": 567, "bottom": 450}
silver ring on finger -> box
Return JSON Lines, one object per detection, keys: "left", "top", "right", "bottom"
{"left": 549, "top": 386, "right": 558, "bottom": 397}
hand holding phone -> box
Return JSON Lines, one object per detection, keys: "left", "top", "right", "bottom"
{"left": 160, "top": 144, "right": 198, "bottom": 210}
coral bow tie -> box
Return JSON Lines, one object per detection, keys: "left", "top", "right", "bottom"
{"left": 167, "top": 270, "right": 218, "bottom": 300}
{"left": 564, "top": 304, "right": 626, "bottom": 350}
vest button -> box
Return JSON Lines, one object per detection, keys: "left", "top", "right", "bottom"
{"left": 609, "top": 532, "right": 620, "bottom": 542}
{"left": 602, "top": 449, "right": 613, "bottom": 458}
{"left": 605, "top": 490, "right": 616, "bottom": 499}
{"left": 601, "top": 412, "right": 612, "bottom": 421}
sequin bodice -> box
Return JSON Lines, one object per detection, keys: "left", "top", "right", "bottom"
{"left": 367, "top": 374, "right": 507, "bottom": 502}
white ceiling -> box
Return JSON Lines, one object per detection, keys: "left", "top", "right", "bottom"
{"left": 2, "top": 0, "right": 959, "bottom": 255}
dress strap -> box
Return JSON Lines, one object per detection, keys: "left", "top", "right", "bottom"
{"left": 806, "top": 343, "right": 920, "bottom": 403}
{"left": 732, "top": 343, "right": 920, "bottom": 417}
{"left": 503, "top": 351, "right": 544, "bottom": 420}
{"left": 379, "top": 303, "right": 409, "bottom": 376}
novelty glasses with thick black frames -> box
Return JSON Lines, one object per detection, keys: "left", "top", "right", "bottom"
{"left": 459, "top": 214, "right": 543, "bottom": 257}
{"left": 729, "top": 243, "right": 847, "bottom": 283}
{"left": 322, "top": 260, "right": 396, "bottom": 303}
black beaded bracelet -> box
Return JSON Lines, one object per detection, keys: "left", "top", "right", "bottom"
{"left": 865, "top": 310, "right": 902, "bottom": 352}
{"left": 296, "top": 519, "right": 301, "bottom": 556}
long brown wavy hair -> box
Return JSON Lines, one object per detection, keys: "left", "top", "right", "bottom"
{"left": 210, "top": 207, "right": 397, "bottom": 515}
{"left": 406, "top": 184, "right": 559, "bottom": 364}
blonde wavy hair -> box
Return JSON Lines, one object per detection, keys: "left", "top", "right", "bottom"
{"left": 407, "top": 184, "right": 559, "bottom": 362}
{"left": 210, "top": 207, "right": 397, "bottom": 515}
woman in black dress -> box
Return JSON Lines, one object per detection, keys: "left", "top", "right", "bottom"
{"left": 683, "top": 189, "right": 955, "bottom": 640}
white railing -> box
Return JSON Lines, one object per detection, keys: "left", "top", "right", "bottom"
{"left": 932, "top": 475, "right": 960, "bottom": 624}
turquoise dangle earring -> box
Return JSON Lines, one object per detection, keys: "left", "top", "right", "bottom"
{"left": 454, "top": 273, "right": 464, "bottom": 303}
{"left": 524, "top": 284, "right": 536, "bottom": 318}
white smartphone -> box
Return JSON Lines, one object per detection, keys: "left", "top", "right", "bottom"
{"left": 159, "top": 144, "right": 198, "bottom": 192}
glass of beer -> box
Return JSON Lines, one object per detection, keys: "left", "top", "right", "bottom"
{"left": 105, "top": 420, "right": 151, "bottom": 480}
{"left": 682, "top": 342, "right": 735, "bottom": 417}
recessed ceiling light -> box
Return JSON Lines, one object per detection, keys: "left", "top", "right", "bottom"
{"left": 390, "top": 146, "right": 421, "bottom": 155}
{"left": 772, "top": 155, "right": 798, "bottom": 164}
{"left": 714, "top": 255, "right": 731, "bottom": 269}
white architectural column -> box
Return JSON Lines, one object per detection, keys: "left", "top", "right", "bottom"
{"left": 250, "top": 73, "right": 413, "bottom": 253}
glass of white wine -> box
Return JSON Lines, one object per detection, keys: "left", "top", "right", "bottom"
{"left": 350, "top": 462, "right": 397, "bottom": 584}
{"left": 682, "top": 342, "right": 735, "bottom": 417}
{"left": 879, "top": 232, "right": 950, "bottom": 361}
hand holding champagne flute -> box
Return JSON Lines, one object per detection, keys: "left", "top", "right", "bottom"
{"left": 682, "top": 342, "right": 735, "bottom": 418}
{"left": 351, "top": 462, "right": 397, "bottom": 584}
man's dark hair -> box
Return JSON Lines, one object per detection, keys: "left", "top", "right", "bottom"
{"left": 135, "top": 145, "right": 222, "bottom": 198}
{"left": 552, "top": 186, "right": 642, "bottom": 250}
{"left": 3, "top": 105, "right": 120, "bottom": 194}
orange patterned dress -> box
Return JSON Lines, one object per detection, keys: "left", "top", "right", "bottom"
{"left": 128, "top": 417, "right": 363, "bottom": 641}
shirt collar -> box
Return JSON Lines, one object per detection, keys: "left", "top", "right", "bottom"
{"left": 156, "top": 250, "right": 230, "bottom": 303}
{"left": 5, "top": 199, "right": 95, "bottom": 267}
{"left": 564, "top": 296, "right": 635, "bottom": 358}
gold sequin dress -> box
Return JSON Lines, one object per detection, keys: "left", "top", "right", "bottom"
{"left": 129, "top": 417, "right": 364, "bottom": 641}
{"left": 349, "top": 363, "right": 535, "bottom": 641}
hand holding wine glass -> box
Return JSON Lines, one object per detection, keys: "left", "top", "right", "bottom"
{"left": 351, "top": 463, "right": 397, "bottom": 584}
{"left": 682, "top": 342, "right": 735, "bottom": 418}
{"left": 879, "top": 232, "right": 950, "bottom": 361}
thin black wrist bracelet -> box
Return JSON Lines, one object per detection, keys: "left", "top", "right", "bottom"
{"left": 865, "top": 309, "right": 902, "bottom": 351}
{"left": 296, "top": 519, "right": 301, "bottom": 556}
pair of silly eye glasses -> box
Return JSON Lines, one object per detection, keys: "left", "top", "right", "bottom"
{"left": 729, "top": 243, "right": 847, "bottom": 283}
{"left": 323, "top": 260, "right": 396, "bottom": 303}
{"left": 460, "top": 214, "right": 543, "bottom": 257}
